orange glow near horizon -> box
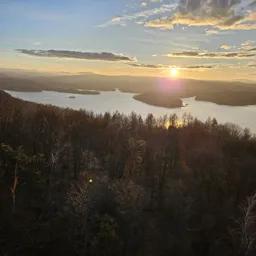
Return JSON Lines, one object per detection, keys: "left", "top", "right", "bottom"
{"left": 1, "top": 53, "right": 255, "bottom": 82}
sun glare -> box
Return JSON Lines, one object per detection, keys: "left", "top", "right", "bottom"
{"left": 164, "top": 119, "right": 184, "bottom": 129}
{"left": 170, "top": 67, "right": 179, "bottom": 78}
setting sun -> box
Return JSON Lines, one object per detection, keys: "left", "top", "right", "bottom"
{"left": 170, "top": 67, "right": 179, "bottom": 78}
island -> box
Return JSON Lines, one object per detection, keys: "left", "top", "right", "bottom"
{"left": 134, "top": 92, "right": 183, "bottom": 108}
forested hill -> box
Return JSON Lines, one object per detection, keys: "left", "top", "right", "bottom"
{"left": 1, "top": 90, "right": 256, "bottom": 256}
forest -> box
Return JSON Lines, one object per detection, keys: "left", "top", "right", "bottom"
{"left": 1, "top": 90, "right": 256, "bottom": 256}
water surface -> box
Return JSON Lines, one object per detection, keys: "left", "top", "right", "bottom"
{"left": 6, "top": 90, "right": 256, "bottom": 134}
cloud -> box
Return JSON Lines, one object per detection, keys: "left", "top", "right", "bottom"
{"left": 240, "top": 40, "right": 256, "bottom": 50}
{"left": 185, "top": 65, "right": 214, "bottom": 69}
{"left": 145, "top": 0, "right": 256, "bottom": 30}
{"left": 15, "top": 49, "right": 219, "bottom": 70}
{"left": 141, "top": 2, "right": 147, "bottom": 7}
{"left": 206, "top": 29, "right": 219, "bottom": 35}
{"left": 99, "top": 4, "right": 176, "bottom": 27}
{"left": 220, "top": 44, "right": 232, "bottom": 50}
{"left": 129, "top": 62, "right": 215, "bottom": 70}
{"left": 129, "top": 63, "right": 165, "bottom": 68}
{"left": 167, "top": 49, "right": 256, "bottom": 59}
{"left": 16, "top": 49, "right": 134, "bottom": 62}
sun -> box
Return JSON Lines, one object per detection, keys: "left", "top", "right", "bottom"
{"left": 169, "top": 67, "right": 179, "bottom": 78}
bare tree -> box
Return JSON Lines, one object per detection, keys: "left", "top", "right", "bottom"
{"left": 236, "top": 193, "right": 256, "bottom": 256}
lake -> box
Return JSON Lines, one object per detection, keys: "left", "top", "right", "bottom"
{"left": 5, "top": 90, "right": 256, "bottom": 134}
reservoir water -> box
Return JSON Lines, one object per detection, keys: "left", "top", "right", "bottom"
{"left": 5, "top": 90, "right": 256, "bottom": 134}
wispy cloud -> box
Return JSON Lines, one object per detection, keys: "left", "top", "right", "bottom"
{"left": 129, "top": 63, "right": 165, "bottom": 68}
{"left": 167, "top": 49, "right": 256, "bottom": 59}
{"left": 220, "top": 44, "right": 233, "bottom": 50}
{"left": 13, "top": 47, "right": 221, "bottom": 71}
{"left": 185, "top": 65, "right": 214, "bottom": 69}
{"left": 240, "top": 40, "right": 256, "bottom": 50}
{"left": 129, "top": 62, "right": 215, "bottom": 70}
{"left": 16, "top": 49, "right": 135, "bottom": 62}
{"left": 205, "top": 29, "right": 219, "bottom": 35}
{"left": 99, "top": 3, "right": 177, "bottom": 27}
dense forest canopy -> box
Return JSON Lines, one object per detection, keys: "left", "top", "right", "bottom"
{"left": 1, "top": 90, "right": 256, "bottom": 256}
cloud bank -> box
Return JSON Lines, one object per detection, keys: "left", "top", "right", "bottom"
{"left": 17, "top": 49, "right": 134, "bottom": 62}
{"left": 145, "top": 0, "right": 256, "bottom": 30}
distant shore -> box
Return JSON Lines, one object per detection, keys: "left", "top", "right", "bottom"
{"left": 53, "top": 88, "right": 100, "bottom": 95}
{"left": 1, "top": 72, "right": 256, "bottom": 108}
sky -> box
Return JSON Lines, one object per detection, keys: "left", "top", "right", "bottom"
{"left": 1, "top": 0, "right": 256, "bottom": 81}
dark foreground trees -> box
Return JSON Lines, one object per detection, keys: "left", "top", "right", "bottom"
{"left": 1, "top": 90, "right": 256, "bottom": 256}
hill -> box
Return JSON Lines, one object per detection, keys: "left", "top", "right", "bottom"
{"left": 1, "top": 91, "right": 256, "bottom": 255}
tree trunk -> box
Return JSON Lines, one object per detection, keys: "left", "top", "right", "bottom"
{"left": 11, "top": 163, "right": 18, "bottom": 213}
